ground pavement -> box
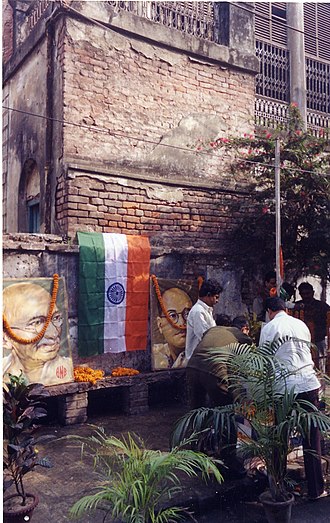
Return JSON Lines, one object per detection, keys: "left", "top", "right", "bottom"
{"left": 21, "top": 404, "right": 330, "bottom": 523}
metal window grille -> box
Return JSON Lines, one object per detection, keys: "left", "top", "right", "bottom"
{"left": 256, "top": 40, "right": 290, "bottom": 103}
{"left": 306, "top": 58, "right": 330, "bottom": 115}
{"left": 107, "top": 1, "right": 215, "bottom": 41}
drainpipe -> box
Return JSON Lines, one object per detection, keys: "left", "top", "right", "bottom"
{"left": 287, "top": 3, "right": 307, "bottom": 130}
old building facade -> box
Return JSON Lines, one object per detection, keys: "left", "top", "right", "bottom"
{"left": 3, "top": 2, "right": 329, "bottom": 368}
{"left": 2, "top": 1, "right": 260, "bottom": 367}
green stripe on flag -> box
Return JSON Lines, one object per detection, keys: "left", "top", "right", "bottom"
{"left": 77, "top": 232, "right": 105, "bottom": 356}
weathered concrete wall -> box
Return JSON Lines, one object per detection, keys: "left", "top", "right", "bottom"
{"left": 3, "top": 234, "right": 252, "bottom": 373}
{"left": 3, "top": 36, "right": 48, "bottom": 232}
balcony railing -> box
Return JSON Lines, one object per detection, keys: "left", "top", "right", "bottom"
{"left": 107, "top": 1, "right": 215, "bottom": 41}
{"left": 255, "top": 97, "right": 329, "bottom": 137}
{"left": 307, "top": 110, "right": 330, "bottom": 137}
{"left": 255, "top": 97, "right": 289, "bottom": 129}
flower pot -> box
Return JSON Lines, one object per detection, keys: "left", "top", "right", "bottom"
{"left": 259, "top": 490, "right": 294, "bottom": 523}
{"left": 3, "top": 492, "right": 39, "bottom": 523}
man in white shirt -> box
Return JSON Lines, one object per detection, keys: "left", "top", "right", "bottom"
{"left": 185, "top": 279, "right": 222, "bottom": 360}
{"left": 260, "top": 297, "right": 325, "bottom": 500}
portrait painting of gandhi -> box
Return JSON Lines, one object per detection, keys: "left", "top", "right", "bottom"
{"left": 150, "top": 278, "right": 198, "bottom": 370}
{"left": 3, "top": 277, "right": 74, "bottom": 386}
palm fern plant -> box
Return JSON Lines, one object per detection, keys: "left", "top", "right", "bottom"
{"left": 69, "top": 429, "right": 223, "bottom": 523}
{"left": 171, "top": 339, "right": 330, "bottom": 503}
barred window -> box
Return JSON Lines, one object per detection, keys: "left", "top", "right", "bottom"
{"left": 256, "top": 41, "right": 290, "bottom": 102}
{"left": 306, "top": 59, "right": 330, "bottom": 114}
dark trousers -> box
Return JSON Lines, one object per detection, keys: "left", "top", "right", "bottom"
{"left": 296, "top": 388, "right": 324, "bottom": 499}
{"left": 186, "top": 368, "right": 238, "bottom": 465}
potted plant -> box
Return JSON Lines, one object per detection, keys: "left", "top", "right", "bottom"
{"left": 171, "top": 340, "right": 330, "bottom": 523}
{"left": 69, "top": 428, "right": 223, "bottom": 522}
{"left": 3, "top": 373, "right": 53, "bottom": 523}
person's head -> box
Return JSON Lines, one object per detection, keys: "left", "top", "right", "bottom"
{"left": 3, "top": 282, "right": 63, "bottom": 370}
{"left": 215, "top": 314, "right": 232, "bottom": 326}
{"left": 264, "top": 271, "right": 277, "bottom": 291}
{"left": 281, "top": 282, "right": 295, "bottom": 301}
{"left": 264, "top": 297, "right": 286, "bottom": 320}
{"left": 298, "top": 282, "right": 314, "bottom": 304}
{"left": 232, "top": 316, "right": 250, "bottom": 335}
{"left": 199, "top": 279, "right": 223, "bottom": 307}
{"left": 156, "top": 287, "right": 192, "bottom": 356}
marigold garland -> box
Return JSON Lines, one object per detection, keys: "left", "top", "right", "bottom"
{"left": 111, "top": 367, "right": 140, "bottom": 377}
{"left": 74, "top": 366, "right": 105, "bottom": 385}
{"left": 151, "top": 274, "right": 186, "bottom": 331}
{"left": 3, "top": 274, "right": 59, "bottom": 345}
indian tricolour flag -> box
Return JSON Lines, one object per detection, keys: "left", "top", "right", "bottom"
{"left": 77, "top": 232, "right": 150, "bottom": 357}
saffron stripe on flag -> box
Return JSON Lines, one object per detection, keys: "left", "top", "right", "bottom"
{"left": 126, "top": 235, "right": 151, "bottom": 351}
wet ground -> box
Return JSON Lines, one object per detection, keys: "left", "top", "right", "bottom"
{"left": 14, "top": 403, "right": 330, "bottom": 523}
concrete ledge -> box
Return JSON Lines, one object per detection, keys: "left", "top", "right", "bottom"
{"left": 46, "top": 370, "right": 186, "bottom": 425}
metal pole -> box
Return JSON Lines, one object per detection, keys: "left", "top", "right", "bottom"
{"left": 275, "top": 139, "right": 282, "bottom": 295}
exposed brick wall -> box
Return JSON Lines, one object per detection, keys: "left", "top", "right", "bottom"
{"left": 2, "top": 0, "right": 13, "bottom": 64}
{"left": 56, "top": 17, "right": 255, "bottom": 251}
{"left": 56, "top": 173, "right": 249, "bottom": 254}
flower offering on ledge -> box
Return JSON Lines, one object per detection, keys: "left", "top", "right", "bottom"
{"left": 74, "top": 366, "right": 105, "bottom": 385}
{"left": 111, "top": 367, "right": 140, "bottom": 377}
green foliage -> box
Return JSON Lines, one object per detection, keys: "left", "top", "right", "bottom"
{"left": 69, "top": 429, "right": 222, "bottom": 522}
{"left": 202, "top": 104, "right": 330, "bottom": 281}
{"left": 3, "top": 372, "right": 53, "bottom": 505}
{"left": 171, "top": 339, "right": 330, "bottom": 502}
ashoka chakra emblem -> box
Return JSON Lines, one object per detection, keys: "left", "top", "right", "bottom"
{"left": 107, "top": 282, "right": 125, "bottom": 305}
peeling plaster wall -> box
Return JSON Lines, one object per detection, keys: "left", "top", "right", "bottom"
{"left": 4, "top": 38, "right": 48, "bottom": 232}
{"left": 62, "top": 16, "right": 255, "bottom": 182}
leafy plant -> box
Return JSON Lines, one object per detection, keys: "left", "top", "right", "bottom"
{"left": 171, "top": 339, "right": 330, "bottom": 502}
{"left": 3, "top": 372, "right": 53, "bottom": 506}
{"left": 199, "top": 104, "right": 330, "bottom": 282}
{"left": 69, "top": 429, "right": 223, "bottom": 522}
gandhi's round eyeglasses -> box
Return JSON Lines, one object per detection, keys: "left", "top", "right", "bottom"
{"left": 162, "top": 308, "right": 191, "bottom": 325}
{"left": 10, "top": 312, "right": 63, "bottom": 336}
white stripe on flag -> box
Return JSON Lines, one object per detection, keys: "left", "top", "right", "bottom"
{"left": 103, "top": 233, "right": 128, "bottom": 353}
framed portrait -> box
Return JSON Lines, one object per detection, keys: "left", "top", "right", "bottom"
{"left": 3, "top": 276, "right": 74, "bottom": 386}
{"left": 150, "top": 277, "right": 198, "bottom": 371}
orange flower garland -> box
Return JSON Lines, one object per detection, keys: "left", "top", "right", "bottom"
{"left": 151, "top": 274, "right": 186, "bottom": 331}
{"left": 3, "top": 274, "right": 59, "bottom": 345}
{"left": 74, "top": 366, "right": 105, "bottom": 385}
{"left": 111, "top": 367, "right": 139, "bottom": 377}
